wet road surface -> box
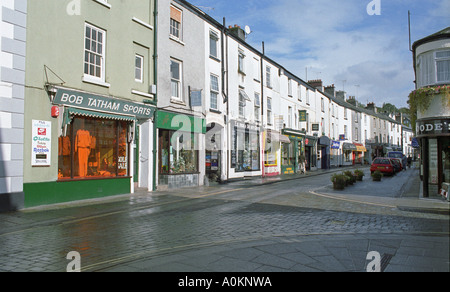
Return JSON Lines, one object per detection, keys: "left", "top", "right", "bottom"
{"left": 0, "top": 168, "right": 448, "bottom": 272}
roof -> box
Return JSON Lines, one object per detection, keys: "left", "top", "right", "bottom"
{"left": 412, "top": 26, "right": 450, "bottom": 51}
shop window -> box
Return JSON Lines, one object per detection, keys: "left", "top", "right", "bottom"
{"left": 159, "top": 130, "right": 198, "bottom": 174}
{"left": 231, "top": 127, "right": 260, "bottom": 171}
{"left": 58, "top": 117, "right": 130, "bottom": 179}
{"left": 282, "top": 143, "right": 295, "bottom": 166}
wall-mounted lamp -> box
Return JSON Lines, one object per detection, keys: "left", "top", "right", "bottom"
{"left": 45, "top": 84, "right": 58, "bottom": 102}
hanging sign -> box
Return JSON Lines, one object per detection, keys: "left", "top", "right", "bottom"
{"left": 31, "top": 120, "right": 52, "bottom": 166}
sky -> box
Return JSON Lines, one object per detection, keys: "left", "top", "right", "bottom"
{"left": 188, "top": 0, "right": 450, "bottom": 109}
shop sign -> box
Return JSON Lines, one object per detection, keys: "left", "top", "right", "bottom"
{"left": 311, "top": 124, "right": 319, "bottom": 131}
{"left": 31, "top": 120, "right": 51, "bottom": 166}
{"left": 157, "top": 110, "right": 206, "bottom": 134}
{"left": 53, "top": 87, "right": 155, "bottom": 119}
{"left": 416, "top": 119, "right": 450, "bottom": 137}
{"left": 331, "top": 141, "right": 340, "bottom": 149}
{"left": 299, "top": 110, "right": 307, "bottom": 122}
{"left": 339, "top": 134, "right": 346, "bottom": 141}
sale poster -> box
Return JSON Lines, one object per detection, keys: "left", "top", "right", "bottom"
{"left": 32, "top": 120, "right": 52, "bottom": 166}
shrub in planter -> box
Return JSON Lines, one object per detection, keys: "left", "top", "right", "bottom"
{"left": 344, "top": 170, "right": 356, "bottom": 184}
{"left": 372, "top": 170, "right": 383, "bottom": 181}
{"left": 331, "top": 173, "right": 346, "bottom": 190}
{"left": 354, "top": 169, "right": 364, "bottom": 181}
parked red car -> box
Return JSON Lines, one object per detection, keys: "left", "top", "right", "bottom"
{"left": 370, "top": 158, "right": 395, "bottom": 176}
{"left": 389, "top": 158, "right": 403, "bottom": 172}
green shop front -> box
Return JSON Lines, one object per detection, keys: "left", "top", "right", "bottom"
{"left": 281, "top": 128, "right": 306, "bottom": 174}
{"left": 24, "top": 87, "right": 156, "bottom": 208}
{"left": 157, "top": 110, "right": 206, "bottom": 189}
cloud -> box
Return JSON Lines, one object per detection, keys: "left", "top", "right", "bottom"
{"left": 190, "top": 0, "right": 448, "bottom": 108}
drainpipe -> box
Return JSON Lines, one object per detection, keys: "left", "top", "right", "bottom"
{"left": 152, "top": 0, "right": 158, "bottom": 191}
{"left": 222, "top": 17, "right": 230, "bottom": 182}
{"left": 261, "top": 42, "right": 265, "bottom": 177}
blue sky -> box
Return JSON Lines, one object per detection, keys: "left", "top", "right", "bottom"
{"left": 188, "top": 0, "right": 450, "bottom": 109}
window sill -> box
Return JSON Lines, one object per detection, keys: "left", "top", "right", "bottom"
{"left": 209, "top": 108, "right": 221, "bottom": 114}
{"left": 209, "top": 55, "right": 221, "bottom": 62}
{"left": 132, "top": 89, "right": 154, "bottom": 99}
{"left": 170, "top": 98, "right": 186, "bottom": 105}
{"left": 93, "top": 0, "right": 111, "bottom": 9}
{"left": 82, "top": 76, "right": 111, "bottom": 88}
{"left": 169, "top": 35, "right": 185, "bottom": 46}
{"left": 132, "top": 17, "right": 153, "bottom": 30}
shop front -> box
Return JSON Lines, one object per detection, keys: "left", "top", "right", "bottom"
{"left": 353, "top": 143, "right": 367, "bottom": 165}
{"left": 342, "top": 142, "right": 356, "bottom": 166}
{"left": 330, "top": 140, "right": 340, "bottom": 167}
{"left": 318, "top": 136, "right": 330, "bottom": 169}
{"left": 229, "top": 120, "right": 261, "bottom": 179}
{"left": 416, "top": 118, "right": 450, "bottom": 198}
{"left": 304, "top": 135, "right": 317, "bottom": 171}
{"left": 263, "top": 129, "right": 281, "bottom": 177}
{"left": 281, "top": 129, "right": 305, "bottom": 174}
{"left": 25, "top": 87, "right": 156, "bottom": 208}
{"left": 157, "top": 110, "right": 206, "bottom": 189}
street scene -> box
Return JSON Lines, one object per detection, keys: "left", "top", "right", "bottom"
{"left": 0, "top": 166, "right": 448, "bottom": 272}
{"left": 1, "top": 0, "right": 449, "bottom": 275}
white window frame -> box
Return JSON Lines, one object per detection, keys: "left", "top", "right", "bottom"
{"left": 238, "top": 50, "right": 245, "bottom": 74}
{"left": 210, "top": 74, "right": 219, "bottom": 110}
{"left": 267, "top": 97, "right": 272, "bottom": 125}
{"left": 83, "top": 23, "right": 107, "bottom": 85}
{"left": 170, "top": 6, "right": 182, "bottom": 41}
{"left": 436, "top": 50, "right": 450, "bottom": 84}
{"left": 209, "top": 31, "right": 219, "bottom": 59}
{"left": 170, "top": 59, "right": 182, "bottom": 101}
{"left": 135, "top": 54, "right": 144, "bottom": 83}
{"left": 266, "top": 66, "right": 272, "bottom": 88}
{"left": 254, "top": 92, "right": 260, "bottom": 121}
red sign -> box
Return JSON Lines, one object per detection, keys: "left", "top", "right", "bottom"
{"left": 51, "top": 106, "right": 59, "bottom": 118}
{"left": 37, "top": 128, "right": 47, "bottom": 136}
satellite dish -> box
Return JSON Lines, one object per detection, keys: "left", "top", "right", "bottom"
{"left": 244, "top": 25, "right": 252, "bottom": 35}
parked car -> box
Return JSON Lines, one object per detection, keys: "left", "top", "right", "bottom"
{"left": 389, "top": 158, "right": 402, "bottom": 173}
{"left": 370, "top": 158, "right": 395, "bottom": 176}
{"left": 387, "top": 151, "right": 407, "bottom": 170}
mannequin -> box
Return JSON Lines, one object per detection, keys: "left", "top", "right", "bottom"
{"left": 75, "top": 120, "right": 92, "bottom": 177}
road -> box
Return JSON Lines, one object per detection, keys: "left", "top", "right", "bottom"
{"left": 0, "top": 167, "right": 448, "bottom": 272}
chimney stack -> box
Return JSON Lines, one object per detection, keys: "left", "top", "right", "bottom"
{"left": 324, "top": 84, "right": 336, "bottom": 97}
{"left": 308, "top": 79, "right": 323, "bottom": 92}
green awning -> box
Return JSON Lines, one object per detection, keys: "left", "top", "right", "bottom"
{"left": 63, "top": 107, "right": 136, "bottom": 127}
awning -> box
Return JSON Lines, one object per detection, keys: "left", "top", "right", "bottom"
{"left": 239, "top": 89, "right": 251, "bottom": 102}
{"left": 342, "top": 142, "right": 357, "bottom": 151}
{"left": 411, "top": 138, "right": 420, "bottom": 148}
{"left": 63, "top": 107, "right": 136, "bottom": 127}
{"left": 267, "top": 130, "right": 291, "bottom": 143}
{"left": 354, "top": 143, "right": 367, "bottom": 152}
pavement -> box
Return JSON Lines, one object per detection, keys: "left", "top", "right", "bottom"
{"left": 0, "top": 165, "right": 448, "bottom": 273}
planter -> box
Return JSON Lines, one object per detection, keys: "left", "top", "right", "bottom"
{"left": 331, "top": 173, "right": 347, "bottom": 190}
{"left": 354, "top": 169, "right": 364, "bottom": 181}
{"left": 371, "top": 170, "right": 383, "bottom": 182}
{"left": 333, "top": 182, "right": 345, "bottom": 190}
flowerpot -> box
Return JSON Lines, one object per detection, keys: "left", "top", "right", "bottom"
{"left": 333, "top": 183, "right": 345, "bottom": 190}
{"left": 372, "top": 176, "right": 381, "bottom": 181}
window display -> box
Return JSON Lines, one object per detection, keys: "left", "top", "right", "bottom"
{"left": 58, "top": 117, "right": 130, "bottom": 179}
{"left": 159, "top": 130, "right": 199, "bottom": 174}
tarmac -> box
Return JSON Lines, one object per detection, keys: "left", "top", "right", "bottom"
{"left": 0, "top": 165, "right": 449, "bottom": 273}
